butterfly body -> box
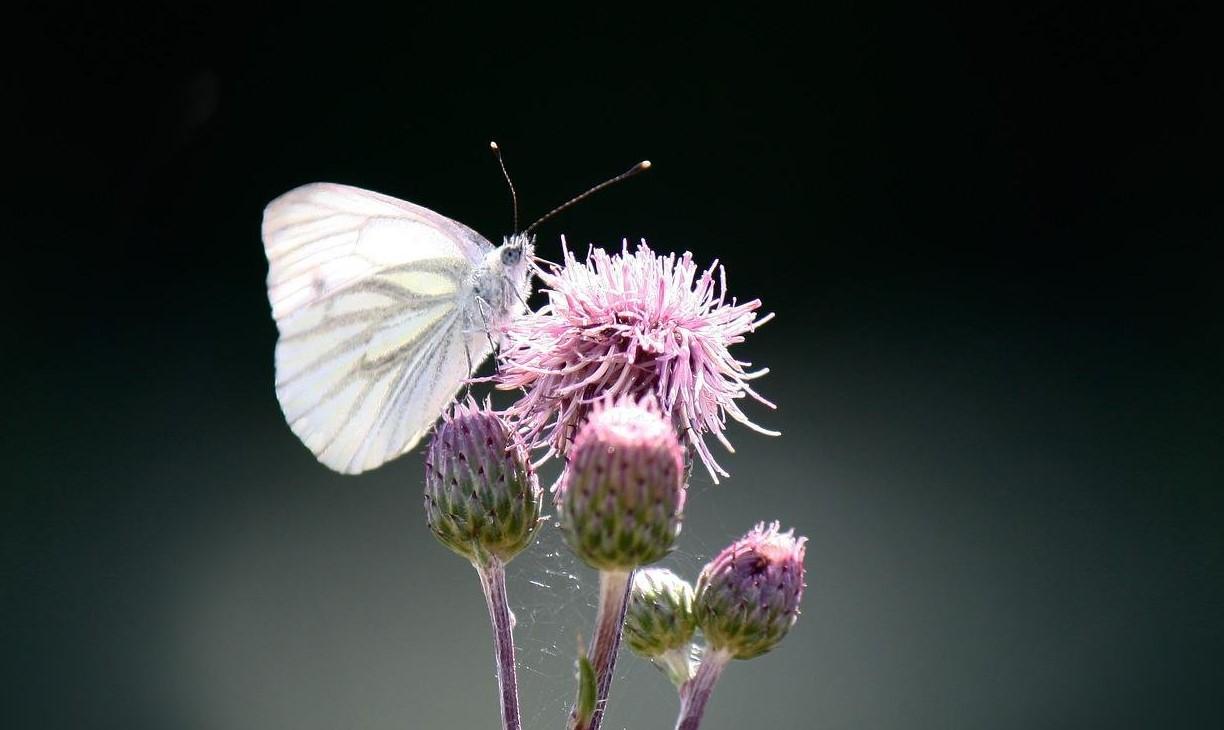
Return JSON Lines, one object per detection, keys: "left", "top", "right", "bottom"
{"left": 261, "top": 183, "right": 534, "bottom": 475}
{"left": 471, "top": 233, "right": 535, "bottom": 336}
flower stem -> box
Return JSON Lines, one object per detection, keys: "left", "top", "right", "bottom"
{"left": 475, "top": 557, "right": 521, "bottom": 730}
{"left": 655, "top": 646, "right": 695, "bottom": 688}
{"left": 569, "top": 569, "right": 634, "bottom": 730}
{"left": 673, "top": 648, "right": 731, "bottom": 730}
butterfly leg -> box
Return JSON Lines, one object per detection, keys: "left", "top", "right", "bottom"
{"left": 461, "top": 337, "right": 475, "bottom": 401}
{"left": 511, "top": 286, "right": 531, "bottom": 312}
{"left": 473, "top": 294, "right": 500, "bottom": 362}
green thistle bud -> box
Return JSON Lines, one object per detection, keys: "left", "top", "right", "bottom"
{"left": 625, "top": 568, "right": 696, "bottom": 657}
{"left": 694, "top": 521, "right": 807, "bottom": 660}
{"left": 424, "top": 399, "right": 542, "bottom": 565}
{"left": 625, "top": 568, "right": 697, "bottom": 687}
{"left": 555, "top": 396, "right": 686, "bottom": 572}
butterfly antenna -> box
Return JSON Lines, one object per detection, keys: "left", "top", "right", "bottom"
{"left": 489, "top": 141, "right": 519, "bottom": 233}
{"left": 523, "top": 160, "right": 651, "bottom": 236}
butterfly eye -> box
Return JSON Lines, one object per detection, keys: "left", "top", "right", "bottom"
{"left": 501, "top": 247, "right": 522, "bottom": 266}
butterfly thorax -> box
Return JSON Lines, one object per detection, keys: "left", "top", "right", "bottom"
{"left": 470, "top": 233, "right": 535, "bottom": 333}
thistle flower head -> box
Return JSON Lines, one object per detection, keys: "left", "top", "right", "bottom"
{"left": 423, "top": 398, "right": 542, "bottom": 565}
{"left": 624, "top": 567, "right": 697, "bottom": 659}
{"left": 694, "top": 521, "right": 807, "bottom": 660}
{"left": 497, "top": 240, "right": 777, "bottom": 482}
{"left": 555, "top": 395, "right": 686, "bottom": 572}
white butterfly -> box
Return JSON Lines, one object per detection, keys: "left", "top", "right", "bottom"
{"left": 261, "top": 183, "right": 534, "bottom": 474}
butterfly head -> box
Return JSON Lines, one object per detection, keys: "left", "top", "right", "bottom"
{"left": 476, "top": 232, "right": 536, "bottom": 323}
{"left": 498, "top": 232, "right": 536, "bottom": 278}
{"left": 500, "top": 232, "right": 534, "bottom": 261}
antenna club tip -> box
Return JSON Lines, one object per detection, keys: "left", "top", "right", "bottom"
{"left": 639, "top": 160, "right": 652, "bottom": 169}
{"left": 489, "top": 141, "right": 500, "bottom": 150}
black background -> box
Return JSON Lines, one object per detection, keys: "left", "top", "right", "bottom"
{"left": 5, "top": 3, "right": 1220, "bottom": 729}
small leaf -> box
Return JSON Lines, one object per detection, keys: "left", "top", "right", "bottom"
{"left": 577, "top": 653, "right": 597, "bottom": 726}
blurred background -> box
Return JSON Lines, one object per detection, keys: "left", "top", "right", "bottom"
{"left": 3, "top": 2, "right": 1220, "bottom": 728}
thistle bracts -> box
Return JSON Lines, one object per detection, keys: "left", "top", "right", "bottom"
{"left": 556, "top": 396, "right": 687, "bottom": 572}
{"left": 694, "top": 521, "right": 807, "bottom": 660}
{"left": 424, "top": 398, "right": 542, "bottom": 565}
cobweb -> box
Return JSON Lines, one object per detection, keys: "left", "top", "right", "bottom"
{"left": 501, "top": 474, "right": 727, "bottom": 730}
{"left": 469, "top": 352, "right": 735, "bottom": 728}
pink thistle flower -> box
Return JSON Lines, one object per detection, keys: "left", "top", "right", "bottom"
{"left": 496, "top": 240, "right": 777, "bottom": 482}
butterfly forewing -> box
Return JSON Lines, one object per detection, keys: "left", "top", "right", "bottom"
{"left": 264, "top": 183, "right": 490, "bottom": 319}
{"left": 262, "top": 183, "right": 494, "bottom": 474}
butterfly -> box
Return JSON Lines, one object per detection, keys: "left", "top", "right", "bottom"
{"left": 261, "top": 182, "right": 535, "bottom": 474}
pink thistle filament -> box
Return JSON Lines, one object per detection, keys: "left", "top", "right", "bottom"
{"left": 497, "top": 240, "right": 777, "bottom": 482}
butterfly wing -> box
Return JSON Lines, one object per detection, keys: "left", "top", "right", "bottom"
{"left": 262, "top": 183, "right": 494, "bottom": 474}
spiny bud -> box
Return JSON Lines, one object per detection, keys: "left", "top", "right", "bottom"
{"left": 556, "top": 396, "right": 686, "bottom": 572}
{"left": 424, "top": 399, "right": 542, "bottom": 565}
{"left": 694, "top": 521, "right": 807, "bottom": 660}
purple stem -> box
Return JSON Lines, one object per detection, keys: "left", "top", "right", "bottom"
{"left": 589, "top": 569, "right": 634, "bottom": 730}
{"left": 569, "top": 569, "right": 634, "bottom": 730}
{"left": 476, "top": 558, "right": 521, "bottom": 730}
{"left": 673, "top": 649, "right": 730, "bottom": 730}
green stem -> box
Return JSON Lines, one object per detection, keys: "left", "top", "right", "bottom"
{"left": 655, "top": 646, "right": 695, "bottom": 688}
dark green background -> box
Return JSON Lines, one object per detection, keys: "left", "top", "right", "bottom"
{"left": 4, "top": 3, "right": 1220, "bottom": 728}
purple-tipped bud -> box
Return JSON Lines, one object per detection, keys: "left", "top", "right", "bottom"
{"left": 556, "top": 396, "right": 686, "bottom": 572}
{"left": 424, "top": 399, "right": 542, "bottom": 565}
{"left": 694, "top": 521, "right": 807, "bottom": 659}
